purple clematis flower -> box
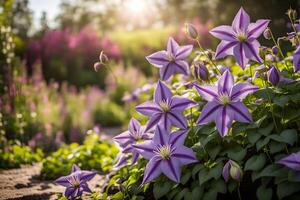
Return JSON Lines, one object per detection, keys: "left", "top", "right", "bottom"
{"left": 293, "top": 45, "right": 300, "bottom": 72}
{"left": 277, "top": 151, "right": 300, "bottom": 180}
{"left": 210, "top": 7, "right": 270, "bottom": 69}
{"left": 113, "top": 118, "right": 153, "bottom": 166}
{"left": 54, "top": 164, "right": 96, "bottom": 199}
{"left": 194, "top": 70, "right": 259, "bottom": 137}
{"left": 132, "top": 125, "right": 197, "bottom": 183}
{"left": 146, "top": 37, "right": 193, "bottom": 80}
{"left": 136, "top": 81, "right": 195, "bottom": 131}
{"left": 223, "top": 160, "right": 243, "bottom": 182}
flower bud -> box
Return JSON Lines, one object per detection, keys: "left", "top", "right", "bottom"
{"left": 267, "top": 66, "right": 280, "bottom": 85}
{"left": 263, "top": 28, "right": 272, "bottom": 40}
{"left": 93, "top": 62, "right": 102, "bottom": 72}
{"left": 184, "top": 23, "right": 198, "bottom": 39}
{"left": 99, "top": 50, "right": 108, "bottom": 64}
{"left": 287, "top": 9, "right": 297, "bottom": 20}
{"left": 272, "top": 46, "right": 278, "bottom": 55}
{"left": 223, "top": 160, "right": 243, "bottom": 182}
{"left": 193, "top": 62, "right": 209, "bottom": 81}
{"left": 218, "top": 65, "right": 230, "bottom": 74}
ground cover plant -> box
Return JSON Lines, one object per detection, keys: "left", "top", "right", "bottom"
{"left": 52, "top": 6, "right": 300, "bottom": 200}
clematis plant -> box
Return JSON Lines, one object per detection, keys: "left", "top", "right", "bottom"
{"left": 113, "top": 118, "right": 153, "bottom": 166}
{"left": 194, "top": 69, "right": 258, "bottom": 137}
{"left": 54, "top": 164, "right": 96, "bottom": 199}
{"left": 136, "top": 80, "right": 195, "bottom": 131}
{"left": 132, "top": 125, "right": 197, "bottom": 183}
{"left": 210, "top": 7, "right": 270, "bottom": 69}
{"left": 146, "top": 37, "right": 193, "bottom": 80}
{"left": 223, "top": 160, "right": 243, "bottom": 182}
{"left": 293, "top": 45, "right": 300, "bottom": 72}
{"left": 277, "top": 151, "right": 300, "bottom": 180}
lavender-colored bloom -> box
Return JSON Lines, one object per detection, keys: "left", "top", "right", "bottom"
{"left": 113, "top": 118, "right": 153, "bottom": 165}
{"left": 223, "top": 160, "right": 243, "bottom": 182}
{"left": 277, "top": 151, "right": 300, "bottom": 180}
{"left": 263, "top": 28, "right": 272, "bottom": 40}
{"left": 193, "top": 62, "right": 209, "bottom": 81}
{"left": 293, "top": 45, "right": 300, "bottom": 72}
{"left": 267, "top": 66, "right": 280, "bottom": 85}
{"left": 210, "top": 7, "right": 270, "bottom": 69}
{"left": 54, "top": 164, "right": 96, "bottom": 199}
{"left": 132, "top": 125, "right": 198, "bottom": 183}
{"left": 136, "top": 81, "right": 195, "bottom": 131}
{"left": 146, "top": 37, "right": 193, "bottom": 80}
{"left": 272, "top": 46, "right": 278, "bottom": 55}
{"left": 194, "top": 70, "right": 258, "bottom": 137}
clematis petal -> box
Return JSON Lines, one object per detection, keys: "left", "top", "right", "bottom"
{"left": 80, "top": 183, "right": 92, "bottom": 194}
{"left": 136, "top": 101, "right": 161, "bottom": 116}
{"left": 170, "top": 96, "right": 196, "bottom": 111}
{"left": 80, "top": 171, "right": 97, "bottom": 182}
{"left": 175, "top": 45, "right": 193, "bottom": 59}
{"left": 153, "top": 125, "right": 169, "bottom": 146}
{"left": 142, "top": 157, "right": 162, "bottom": 184}
{"left": 228, "top": 102, "right": 252, "bottom": 123}
{"left": 169, "top": 129, "right": 188, "bottom": 146}
{"left": 247, "top": 19, "right": 270, "bottom": 39}
{"left": 194, "top": 84, "right": 218, "bottom": 101}
{"left": 132, "top": 141, "right": 155, "bottom": 160}
{"left": 160, "top": 63, "right": 175, "bottom": 80}
{"left": 154, "top": 80, "right": 173, "bottom": 103}
{"left": 71, "top": 164, "right": 81, "bottom": 173}
{"left": 231, "top": 82, "right": 259, "bottom": 101}
{"left": 222, "top": 161, "right": 231, "bottom": 182}
{"left": 145, "top": 113, "right": 163, "bottom": 132}
{"left": 173, "top": 60, "right": 189, "bottom": 75}
{"left": 232, "top": 7, "right": 250, "bottom": 32}
{"left": 277, "top": 152, "right": 300, "bottom": 171}
{"left": 159, "top": 113, "right": 172, "bottom": 130}
{"left": 146, "top": 50, "right": 169, "bottom": 68}
{"left": 173, "top": 146, "right": 198, "bottom": 165}
{"left": 244, "top": 40, "right": 263, "bottom": 63}
{"left": 215, "top": 41, "right": 237, "bottom": 59}
{"left": 128, "top": 118, "right": 141, "bottom": 134}
{"left": 114, "top": 153, "right": 128, "bottom": 168}
{"left": 132, "top": 151, "right": 140, "bottom": 165}
{"left": 293, "top": 46, "right": 300, "bottom": 72}
{"left": 161, "top": 158, "right": 181, "bottom": 183}
{"left": 210, "top": 25, "right": 236, "bottom": 41}
{"left": 168, "top": 111, "right": 187, "bottom": 129}
{"left": 65, "top": 187, "right": 79, "bottom": 199}
{"left": 54, "top": 175, "right": 72, "bottom": 187}
{"left": 167, "top": 37, "right": 180, "bottom": 55}
{"left": 218, "top": 69, "right": 234, "bottom": 94}
{"left": 197, "top": 101, "right": 221, "bottom": 125}
{"left": 113, "top": 131, "right": 134, "bottom": 147}
{"left": 233, "top": 43, "right": 249, "bottom": 70}
{"left": 215, "top": 106, "right": 233, "bottom": 137}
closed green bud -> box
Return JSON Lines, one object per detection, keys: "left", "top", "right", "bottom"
{"left": 184, "top": 23, "right": 198, "bottom": 39}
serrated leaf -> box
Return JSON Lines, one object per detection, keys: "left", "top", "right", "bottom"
{"left": 244, "top": 154, "right": 266, "bottom": 171}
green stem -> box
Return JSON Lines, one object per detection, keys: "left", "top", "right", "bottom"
{"left": 105, "top": 64, "right": 118, "bottom": 85}
{"left": 195, "top": 39, "right": 221, "bottom": 74}
{"left": 237, "top": 184, "right": 242, "bottom": 200}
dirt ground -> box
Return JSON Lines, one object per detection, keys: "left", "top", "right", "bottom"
{"left": 0, "top": 163, "right": 107, "bottom": 200}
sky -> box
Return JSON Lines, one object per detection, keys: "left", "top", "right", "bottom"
{"left": 28, "top": 0, "right": 61, "bottom": 29}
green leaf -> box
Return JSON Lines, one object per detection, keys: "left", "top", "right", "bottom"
{"left": 174, "top": 188, "right": 189, "bottom": 200}
{"left": 226, "top": 145, "right": 247, "bottom": 161}
{"left": 213, "top": 179, "right": 227, "bottom": 194}
{"left": 192, "top": 186, "right": 203, "bottom": 200}
{"left": 247, "top": 131, "right": 262, "bottom": 144}
{"left": 252, "top": 164, "right": 287, "bottom": 181}
{"left": 227, "top": 180, "right": 238, "bottom": 193}
{"left": 244, "top": 154, "right": 266, "bottom": 171}
{"left": 153, "top": 181, "right": 172, "bottom": 199}
{"left": 198, "top": 163, "right": 222, "bottom": 185}
{"left": 273, "top": 95, "right": 290, "bottom": 107}
{"left": 181, "top": 171, "right": 191, "bottom": 185}
{"left": 206, "top": 144, "right": 221, "bottom": 160}
{"left": 256, "top": 185, "right": 272, "bottom": 200}
{"left": 256, "top": 137, "right": 270, "bottom": 150}
{"left": 112, "top": 191, "right": 124, "bottom": 200}
{"left": 277, "top": 181, "right": 300, "bottom": 199}
{"left": 258, "top": 123, "right": 274, "bottom": 136}
{"left": 280, "top": 129, "right": 298, "bottom": 145}
{"left": 269, "top": 141, "right": 285, "bottom": 154}
{"left": 192, "top": 164, "right": 204, "bottom": 179}
{"left": 203, "top": 189, "right": 217, "bottom": 200}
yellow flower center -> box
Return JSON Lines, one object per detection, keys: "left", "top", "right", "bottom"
{"left": 156, "top": 145, "right": 172, "bottom": 160}
{"left": 132, "top": 132, "right": 142, "bottom": 140}
{"left": 167, "top": 54, "right": 176, "bottom": 62}
{"left": 159, "top": 101, "right": 170, "bottom": 112}
{"left": 219, "top": 94, "right": 231, "bottom": 105}
{"left": 236, "top": 32, "right": 247, "bottom": 42}
{"left": 70, "top": 175, "right": 80, "bottom": 187}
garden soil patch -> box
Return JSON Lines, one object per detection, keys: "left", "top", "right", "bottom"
{"left": 0, "top": 163, "right": 106, "bottom": 200}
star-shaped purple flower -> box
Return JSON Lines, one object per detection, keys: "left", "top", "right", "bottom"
{"left": 194, "top": 69, "right": 259, "bottom": 137}
{"left": 146, "top": 37, "right": 193, "bottom": 80}
{"left": 210, "top": 7, "right": 270, "bottom": 69}
{"left": 132, "top": 125, "right": 197, "bottom": 183}
{"left": 113, "top": 118, "right": 153, "bottom": 166}
{"left": 136, "top": 80, "right": 195, "bottom": 131}
{"left": 277, "top": 151, "right": 300, "bottom": 180}
{"left": 54, "top": 164, "right": 96, "bottom": 199}
{"left": 293, "top": 45, "right": 300, "bottom": 72}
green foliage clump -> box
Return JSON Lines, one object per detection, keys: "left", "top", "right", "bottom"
{"left": 0, "top": 143, "right": 43, "bottom": 169}
{"left": 41, "top": 131, "right": 118, "bottom": 180}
